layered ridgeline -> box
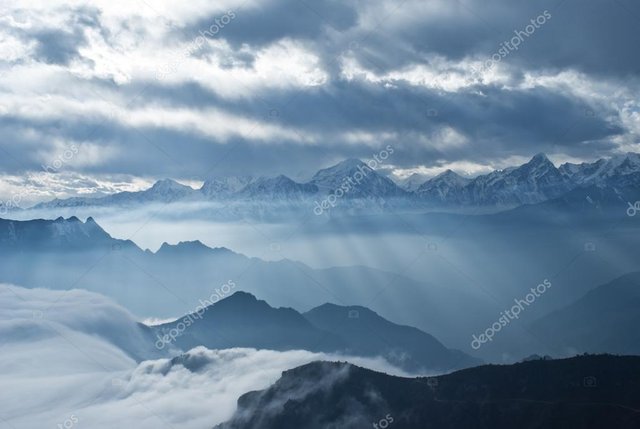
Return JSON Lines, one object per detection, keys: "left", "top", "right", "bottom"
{"left": 154, "top": 292, "right": 480, "bottom": 373}
{"left": 18, "top": 152, "right": 640, "bottom": 214}
{"left": 2, "top": 214, "right": 640, "bottom": 363}
{"left": 217, "top": 355, "right": 640, "bottom": 429}
{"left": 0, "top": 216, "right": 498, "bottom": 357}
{"left": 0, "top": 284, "right": 447, "bottom": 428}
{"left": 531, "top": 272, "right": 640, "bottom": 356}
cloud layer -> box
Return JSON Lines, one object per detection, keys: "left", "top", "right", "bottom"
{"left": 0, "top": 0, "right": 639, "bottom": 201}
{"left": 0, "top": 284, "right": 410, "bottom": 428}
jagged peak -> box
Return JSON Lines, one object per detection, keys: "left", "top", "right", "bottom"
{"left": 418, "top": 168, "right": 469, "bottom": 190}
{"left": 334, "top": 158, "right": 367, "bottom": 168}
{"left": 149, "top": 178, "right": 192, "bottom": 191}
{"left": 201, "top": 175, "right": 253, "bottom": 187}
{"left": 157, "top": 240, "right": 212, "bottom": 253}
{"left": 618, "top": 152, "right": 640, "bottom": 165}
{"left": 52, "top": 216, "right": 91, "bottom": 225}
{"left": 312, "top": 158, "right": 370, "bottom": 178}
{"left": 252, "top": 174, "right": 297, "bottom": 184}
{"left": 273, "top": 174, "right": 295, "bottom": 182}
{"left": 307, "top": 302, "right": 379, "bottom": 317}
{"left": 435, "top": 169, "right": 464, "bottom": 179}
{"left": 527, "top": 152, "right": 554, "bottom": 166}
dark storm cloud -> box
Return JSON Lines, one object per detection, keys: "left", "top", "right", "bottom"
{"left": 184, "top": 0, "right": 357, "bottom": 48}
{"left": 341, "top": 0, "right": 640, "bottom": 77}
{"left": 0, "top": 0, "right": 638, "bottom": 187}
{"left": 0, "top": 73, "right": 623, "bottom": 178}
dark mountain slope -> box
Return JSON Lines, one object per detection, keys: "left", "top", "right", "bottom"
{"left": 217, "top": 354, "right": 640, "bottom": 429}
{"left": 156, "top": 292, "right": 479, "bottom": 373}
{"left": 532, "top": 272, "right": 640, "bottom": 356}
{"left": 156, "top": 292, "right": 345, "bottom": 353}
{"left": 304, "top": 303, "right": 479, "bottom": 372}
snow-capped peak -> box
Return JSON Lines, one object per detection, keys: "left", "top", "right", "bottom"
{"left": 201, "top": 176, "right": 254, "bottom": 198}
{"left": 309, "top": 159, "right": 405, "bottom": 198}
{"left": 310, "top": 159, "right": 371, "bottom": 187}
{"left": 559, "top": 152, "right": 640, "bottom": 186}
{"left": 149, "top": 179, "right": 193, "bottom": 193}
{"left": 433, "top": 169, "right": 471, "bottom": 186}
{"left": 398, "top": 173, "right": 429, "bottom": 192}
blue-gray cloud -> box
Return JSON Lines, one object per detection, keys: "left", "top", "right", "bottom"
{"left": 0, "top": 0, "right": 638, "bottom": 187}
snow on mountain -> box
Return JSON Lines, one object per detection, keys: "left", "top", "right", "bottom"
{"left": 18, "top": 152, "right": 640, "bottom": 213}
{"left": 560, "top": 152, "right": 640, "bottom": 188}
{"left": 310, "top": 158, "right": 369, "bottom": 192}
{"left": 309, "top": 158, "right": 407, "bottom": 199}
{"left": 32, "top": 195, "right": 105, "bottom": 209}
{"left": 143, "top": 178, "right": 195, "bottom": 200}
{"left": 398, "top": 172, "right": 429, "bottom": 192}
{"left": 466, "top": 153, "right": 574, "bottom": 206}
{"left": 238, "top": 175, "right": 318, "bottom": 200}
{"left": 200, "top": 176, "right": 255, "bottom": 199}
{"left": 416, "top": 153, "right": 574, "bottom": 207}
{"left": 103, "top": 178, "right": 195, "bottom": 205}
{"left": 416, "top": 170, "right": 470, "bottom": 203}
{"left": 32, "top": 179, "right": 196, "bottom": 209}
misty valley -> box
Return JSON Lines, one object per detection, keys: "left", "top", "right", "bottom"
{"left": 2, "top": 0, "right": 640, "bottom": 427}
{"left": 2, "top": 152, "right": 640, "bottom": 428}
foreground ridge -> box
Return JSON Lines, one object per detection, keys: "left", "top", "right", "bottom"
{"left": 217, "top": 354, "right": 640, "bottom": 429}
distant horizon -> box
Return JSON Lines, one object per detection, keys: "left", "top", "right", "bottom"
{"left": 2, "top": 150, "right": 634, "bottom": 207}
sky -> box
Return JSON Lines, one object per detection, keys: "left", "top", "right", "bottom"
{"left": 1, "top": 0, "right": 639, "bottom": 202}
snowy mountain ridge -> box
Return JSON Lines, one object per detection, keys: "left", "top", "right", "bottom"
{"left": 23, "top": 152, "right": 640, "bottom": 211}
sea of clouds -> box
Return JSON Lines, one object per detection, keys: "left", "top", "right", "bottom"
{"left": 0, "top": 284, "right": 409, "bottom": 429}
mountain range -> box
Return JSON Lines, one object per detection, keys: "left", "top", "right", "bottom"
{"left": 217, "top": 354, "right": 640, "bottom": 429}
{"left": 532, "top": 272, "right": 640, "bottom": 356}
{"left": 20, "top": 152, "right": 640, "bottom": 213}
{"left": 155, "top": 291, "right": 479, "bottom": 373}
{"left": 0, "top": 215, "right": 500, "bottom": 357}
{"left": 2, "top": 209, "right": 640, "bottom": 362}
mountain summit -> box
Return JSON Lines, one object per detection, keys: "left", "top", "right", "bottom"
{"left": 23, "top": 152, "right": 640, "bottom": 212}
{"left": 310, "top": 158, "right": 406, "bottom": 198}
{"left": 155, "top": 292, "right": 478, "bottom": 372}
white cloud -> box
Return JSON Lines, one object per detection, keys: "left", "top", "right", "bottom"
{"left": 0, "top": 172, "right": 154, "bottom": 207}
{"left": 0, "top": 0, "right": 636, "bottom": 184}
{"left": 0, "top": 284, "right": 413, "bottom": 429}
{"left": 340, "top": 54, "right": 512, "bottom": 91}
